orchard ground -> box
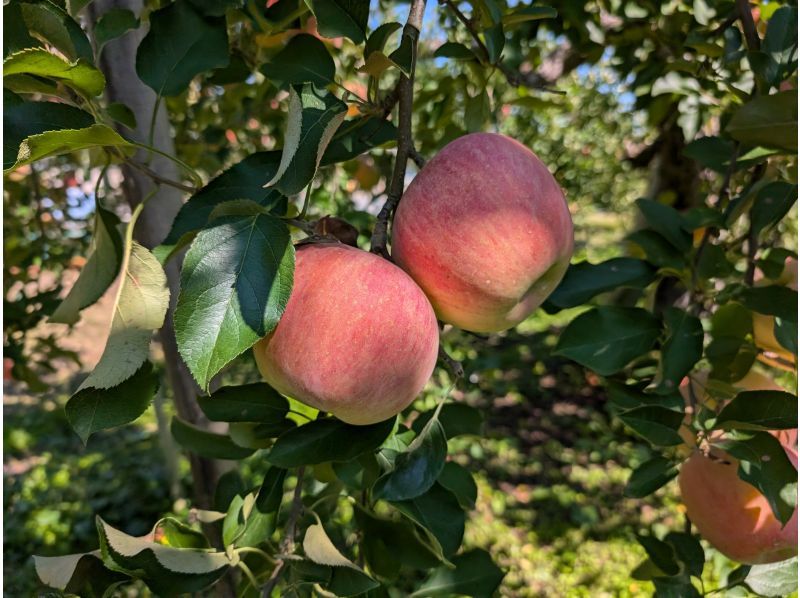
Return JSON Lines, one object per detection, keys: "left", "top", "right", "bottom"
{"left": 5, "top": 259, "right": 776, "bottom": 597}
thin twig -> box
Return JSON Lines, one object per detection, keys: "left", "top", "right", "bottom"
{"left": 438, "top": 344, "right": 464, "bottom": 379}
{"left": 261, "top": 466, "right": 306, "bottom": 597}
{"left": 409, "top": 145, "right": 427, "bottom": 168}
{"left": 736, "top": 0, "right": 761, "bottom": 52}
{"left": 125, "top": 158, "right": 197, "bottom": 193}
{"left": 370, "top": 0, "right": 427, "bottom": 257}
{"left": 441, "top": 0, "right": 490, "bottom": 62}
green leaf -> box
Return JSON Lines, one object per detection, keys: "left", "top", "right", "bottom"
{"left": 548, "top": 258, "right": 656, "bottom": 309}
{"left": 157, "top": 518, "right": 210, "bottom": 549}
{"left": 106, "top": 102, "right": 137, "bottom": 129}
{"left": 714, "top": 390, "right": 798, "bottom": 431}
{"left": 388, "top": 33, "right": 414, "bottom": 75}
{"left": 364, "top": 22, "right": 401, "bottom": 58}
{"left": 637, "top": 535, "right": 679, "bottom": 576}
{"left": 411, "top": 403, "right": 484, "bottom": 439}
{"left": 716, "top": 431, "right": 798, "bottom": 525}
{"left": 135, "top": 0, "right": 229, "bottom": 97}
{"left": 78, "top": 241, "right": 169, "bottom": 391}
{"left": 353, "top": 505, "right": 442, "bottom": 579}
{"left": 502, "top": 5, "right": 557, "bottom": 26}
{"left": 50, "top": 206, "right": 123, "bottom": 324}
{"left": 438, "top": 462, "right": 478, "bottom": 510}
{"left": 696, "top": 242, "right": 733, "bottom": 279}
{"left": 3, "top": 48, "right": 105, "bottom": 96}
{"left": 66, "top": 361, "right": 158, "bottom": 444}
{"left": 664, "top": 532, "right": 704, "bottom": 578}
{"left": 255, "top": 466, "right": 287, "bottom": 513}
{"left": 465, "top": 88, "right": 491, "bottom": 132}
{"left": 198, "top": 383, "right": 290, "bottom": 423}
{"left": 266, "top": 83, "right": 348, "bottom": 195}
{"left": 96, "top": 517, "right": 229, "bottom": 595}
{"left": 706, "top": 302, "right": 757, "bottom": 382}
{"left": 305, "top": 0, "right": 369, "bottom": 44}
{"left": 5, "top": 124, "right": 134, "bottom": 172}
{"left": 18, "top": 0, "right": 93, "bottom": 61}
{"left": 746, "top": 557, "right": 798, "bottom": 597}
{"left": 607, "top": 381, "right": 684, "bottom": 412}
{"left": 187, "top": 0, "right": 243, "bottom": 16}
{"left": 739, "top": 285, "right": 798, "bottom": 321}
{"left": 391, "top": 483, "right": 465, "bottom": 558}
{"left": 333, "top": 454, "right": 380, "bottom": 490}
{"left": 34, "top": 551, "right": 127, "bottom": 594}
{"left": 260, "top": 33, "right": 335, "bottom": 86}
{"left": 174, "top": 212, "right": 294, "bottom": 389}
{"left": 303, "top": 522, "right": 361, "bottom": 568}
{"left": 683, "top": 136, "right": 735, "bottom": 172}
{"left": 483, "top": 23, "right": 504, "bottom": 63}
{"left": 94, "top": 8, "right": 138, "bottom": 49}
{"left": 373, "top": 416, "right": 447, "bottom": 501}
{"left": 727, "top": 91, "right": 798, "bottom": 152}
{"left": 636, "top": 198, "right": 692, "bottom": 252}
{"left": 156, "top": 151, "right": 284, "bottom": 262}
{"left": 775, "top": 317, "right": 798, "bottom": 355}
{"left": 627, "top": 230, "right": 686, "bottom": 271}
{"left": 625, "top": 456, "right": 679, "bottom": 498}
{"left": 5, "top": 3, "right": 40, "bottom": 56}
{"left": 3, "top": 97, "right": 94, "bottom": 170}
{"left": 236, "top": 468, "right": 287, "bottom": 547}
{"left": 170, "top": 416, "right": 255, "bottom": 460}
{"left": 434, "top": 41, "right": 479, "bottom": 61}
{"left": 751, "top": 182, "right": 798, "bottom": 236}
{"left": 320, "top": 116, "right": 396, "bottom": 165}
{"left": 268, "top": 417, "right": 395, "bottom": 467}
{"left": 409, "top": 549, "right": 505, "bottom": 597}
{"left": 762, "top": 6, "right": 798, "bottom": 83}
{"left": 358, "top": 51, "right": 398, "bottom": 77}
{"left": 555, "top": 307, "right": 661, "bottom": 375}
{"left": 652, "top": 308, "right": 703, "bottom": 394}
{"left": 618, "top": 405, "right": 685, "bottom": 446}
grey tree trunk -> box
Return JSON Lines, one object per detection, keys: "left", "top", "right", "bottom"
{"left": 87, "top": 0, "right": 220, "bottom": 511}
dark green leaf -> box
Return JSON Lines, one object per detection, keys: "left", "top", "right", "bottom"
{"left": 502, "top": 5, "right": 557, "bottom": 26}
{"left": 320, "top": 116, "right": 396, "bottom": 165}
{"left": 696, "top": 242, "right": 733, "bottom": 279}
{"left": 739, "top": 285, "right": 798, "bottom": 320}
{"left": 548, "top": 258, "right": 656, "bottom": 308}
{"left": 3, "top": 47, "right": 105, "bottom": 96}
{"left": 555, "top": 307, "right": 661, "bottom": 375}
{"left": 3, "top": 97, "right": 94, "bottom": 170}
{"left": 716, "top": 431, "right": 798, "bottom": 525}
{"left": 170, "top": 416, "right": 255, "bottom": 460}
{"left": 411, "top": 403, "right": 484, "bottom": 439}
{"left": 727, "top": 91, "right": 797, "bottom": 152}
{"left": 50, "top": 205, "right": 123, "bottom": 324}
{"left": 391, "top": 483, "right": 465, "bottom": 558}
{"left": 267, "top": 416, "right": 395, "bottom": 467}
{"left": 255, "top": 467, "right": 287, "bottom": 513}
{"left": 409, "top": 549, "right": 505, "bottom": 597}
{"left": 664, "top": 532, "right": 704, "bottom": 578}
{"left": 715, "top": 390, "right": 798, "bottom": 431}
{"left": 306, "top": 0, "right": 369, "bottom": 44}
{"left": 464, "top": 88, "right": 491, "bottom": 132}
{"left": 198, "top": 383, "right": 290, "bottom": 423}
{"left": 438, "top": 462, "right": 477, "bottom": 509}
{"left": 763, "top": 6, "right": 798, "bottom": 82}
{"left": 94, "top": 8, "right": 138, "bottom": 49}
{"left": 260, "top": 34, "right": 335, "bottom": 86}
{"left": 607, "top": 381, "right": 684, "bottom": 412}
{"left": 333, "top": 453, "right": 381, "bottom": 490}
{"left": 483, "top": 23, "right": 504, "bottom": 63}
{"left": 707, "top": 302, "right": 757, "bottom": 382}
{"left": 683, "top": 137, "right": 734, "bottom": 172}
{"left": 627, "top": 230, "right": 686, "bottom": 270}
{"left": 636, "top": 198, "right": 692, "bottom": 252}
{"left": 174, "top": 212, "right": 294, "bottom": 389}
{"left": 364, "top": 21, "right": 401, "bottom": 58}
{"left": 745, "top": 557, "right": 798, "bottom": 597}
{"left": 18, "top": 0, "right": 93, "bottom": 61}
{"left": 434, "top": 41, "right": 479, "bottom": 61}
{"left": 373, "top": 417, "right": 447, "bottom": 501}
{"left": 652, "top": 308, "right": 703, "bottom": 394}
{"left": 750, "top": 182, "right": 798, "bottom": 236}
{"left": 637, "top": 535, "right": 679, "bottom": 576}
{"left": 4, "top": 3, "right": 40, "bottom": 56}
{"left": 618, "top": 406, "right": 685, "bottom": 446}
{"left": 775, "top": 317, "right": 798, "bottom": 355}
{"left": 187, "top": 0, "right": 243, "bottom": 16}
{"left": 266, "top": 83, "right": 347, "bottom": 195}
{"left": 156, "top": 151, "right": 284, "bottom": 262}
{"left": 135, "top": 0, "right": 229, "bottom": 97}
{"left": 106, "top": 102, "right": 137, "bottom": 129}
{"left": 65, "top": 362, "right": 157, "bottom": 444}
{"left": 653, "top": 576, "right": 702, "bottom": 597}
{"left": 625, "top": 456, "right": 679, "bottom": 498}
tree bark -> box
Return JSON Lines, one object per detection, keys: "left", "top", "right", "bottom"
{"left": 88, "top": 0, "right": 220, "bottom": 511}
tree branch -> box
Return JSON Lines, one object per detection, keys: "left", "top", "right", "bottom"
{"left": 370, "top": 0, "right": 427, "bottom": 257}
{"left": 736, "top": 0, "right": 761, "bottom": 52}
{"left": 124, "top": 157, "right": 197, "bottom": 193}
{"left": 261, "top": 466, "right": 306, "bottom": 597}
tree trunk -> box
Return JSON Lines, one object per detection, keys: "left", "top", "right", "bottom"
{"left": 88, "top": 0, "right": 220, "bottom": 511}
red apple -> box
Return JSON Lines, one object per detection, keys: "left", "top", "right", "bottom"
{"left": 254, "top": 243, "right": 439, "bottom": 425}
{"left": 391, "top": 133, "right": 574, "bottom": 333}
{"left": 679, "top": 439, "right": 798, "bottom": 564}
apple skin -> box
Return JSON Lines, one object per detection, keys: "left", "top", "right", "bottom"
{"left": 254, "top": 243, "right": 439, "bottom": 425}
{"left": 391, "top": 132, "right": 574, "bottom": 333}
{"left": 679, "top": 441, "right": 798, "bottom": 565}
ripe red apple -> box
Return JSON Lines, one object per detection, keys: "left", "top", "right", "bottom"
{"left": 391, "top": 132, "right": 574, "bottom": 333}
{"left": 254, "top": 243, "right": 439, "bottom": 425}
{"left": 679, "top": 439, "right": 798, "bottom": 564}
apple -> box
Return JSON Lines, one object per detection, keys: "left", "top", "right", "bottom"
{"left": 679, "top": 440, "right": 797, "bottom": 564}
{"left": 391, "top": 132, "right": 574, "bottom": 333}
{"left": 254, "top": 243, "right": 439, "bottom": 425}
